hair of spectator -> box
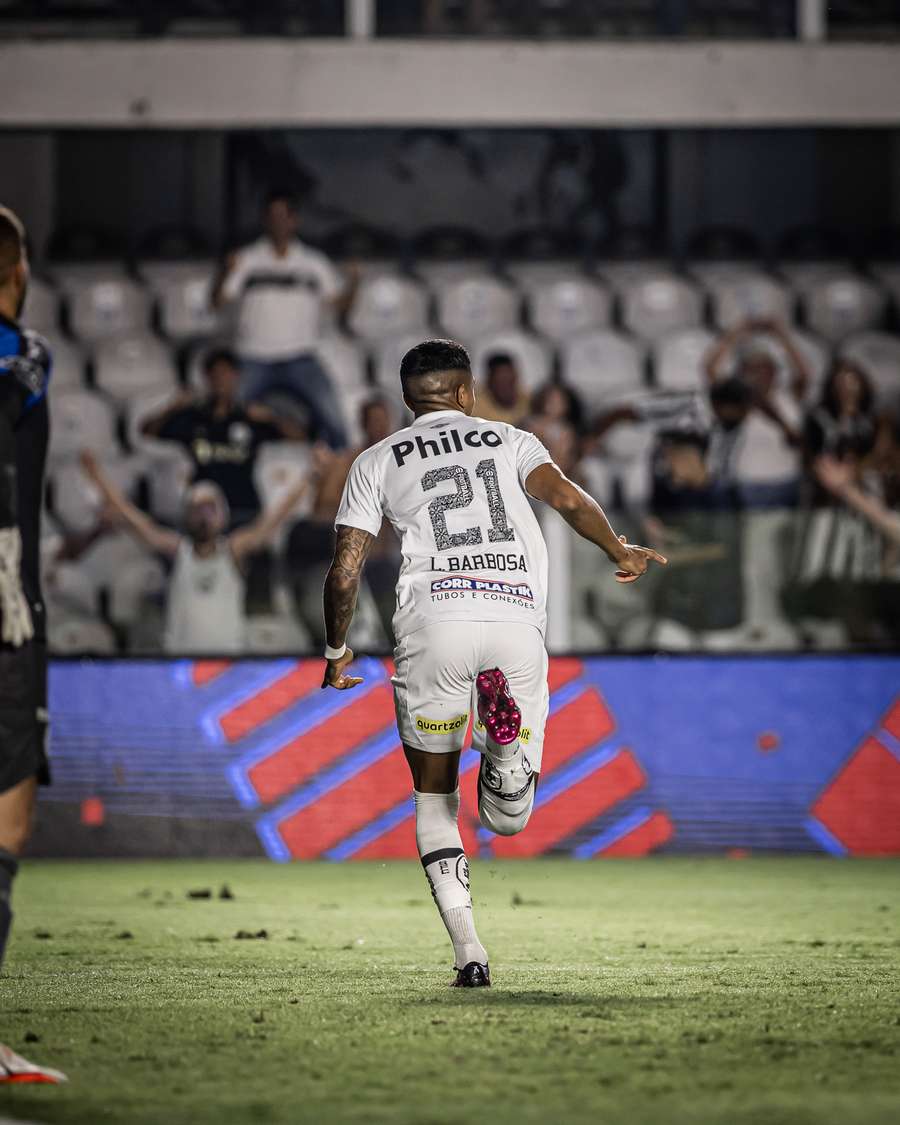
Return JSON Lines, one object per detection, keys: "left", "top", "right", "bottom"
{"left": 184, "top": 480, "right": 230, "bottom": 526}
{"left": 360, "top": 395, "right": 389, "bottom": 428}
{"left": 485, "top": 352, "right": 515, "bottom": 373}
{"left": 820, "top": 358, "right": 874, "bottom": 418}
{"left": 0, "top": 205, "right": 25, "bottom": 288}
{"left": 531, "top": 381, "right": 585, "bottom": 432}
{"left": 202, "top": 346, "right": 240, "bottom": 375}
{"left": 660, "top": 428, "right": 709, "bottom": 453}
{"left": 264, "top": 189, "right": 299, "bottom": 213}
{"left": 399, "top": 339, "right": 471, "bottom": 401}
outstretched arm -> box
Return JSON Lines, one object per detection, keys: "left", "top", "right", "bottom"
{"left": 229, "top": 473, "right": 313, "bottom": 562}
{"left": 525, "top": 461, "right": 666, "bottom": 583}
{"left": 321, "top": 524, "right": 375, "bottom": 689}
{"left": 79, "top": 450, "right": 180, "bottom": 558}
{"left": 815, "top": 456, "right": 900, "bottom": 544}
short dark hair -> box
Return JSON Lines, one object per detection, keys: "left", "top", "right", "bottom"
{"left": 400, "top": 339, "right": 470, "bottom": 386}
{"left": 0, "top": 206, "right": 25, "bottom": 287}
{"left": 265, "top": 189, "right": 298, "bottom": 213}
{"left": 710, "top": 376, "right": 752, "bottom": 409}
{"left": 486, "top": 352, "right": 515, "bottom": 373}
{"left": 203, "top": 346, "right": 239, "bottom": 375}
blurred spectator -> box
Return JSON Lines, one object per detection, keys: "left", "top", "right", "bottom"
{"left": 803, "top": 359, "right": 877, "bottom": 502}
{"left": 526, "top": 383, "right": 584, "bottom": 475}
{"left": 286, "top": 397, "right": 400, "bottom": 644}
{"left": 476, "top": 353, "right": 531, "bottom": 427}
{"left": 647, "top": 430, "right": 744, "bottom": 639}
{"left": 212, "top": 192, "right": 358, "bottom": 448}
{"left": 79, "top": 450, "right": 313, "bottom": 654}
{"left": 140, "top": 347, "right": 305, "bottom": 527}
{"left": 705, "top": 318, "right": 806, "bottom": 506}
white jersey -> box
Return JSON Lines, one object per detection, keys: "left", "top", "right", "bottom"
{"left": 335, "top": 410, "right": 553, "bottom": 641}
{"left": 222, "top": 237, "right": 342, "bottom": 361}
{"left": 163, "top": 538, "right": 246, "bottom": 654}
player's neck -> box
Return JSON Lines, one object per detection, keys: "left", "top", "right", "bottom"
{"left": 412, "top": 404, "right": 467, "bottom": 420}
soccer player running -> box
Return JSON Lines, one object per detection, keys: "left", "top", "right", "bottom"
{"left": 321, "top": 340, "right": 665, "bottom": 987}
{"left": 0, "top": 206, "right": 66, "bottom": 1082}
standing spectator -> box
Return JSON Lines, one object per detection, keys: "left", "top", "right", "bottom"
{"left": 212, "top": 192, "right": 358, "bottom": 448}
{"left": 526, "top": 383, "right": 583, "bottom": 478}
{"left": 803, "top": 359, "right": 877, "bottom": 492}
{"left": 79, "top": 451, "right": 313, "bottom": 654}
{"left": 476, "top": 353, "right": 531, "bottom": 427}
{"left": 140, "top": 347, "right": 305, "bottom": 527}
{"left": 286, "top": 397, "right": 400, "bottom": 644}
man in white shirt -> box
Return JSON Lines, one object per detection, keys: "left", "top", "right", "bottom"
{"left": 213, "top": 192, "right": 357, "bottom": 448}
{"left": 320, "top": 339, "right": 665, "bottom": 987}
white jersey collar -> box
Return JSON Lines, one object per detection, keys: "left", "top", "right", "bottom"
{"left": 411, "top": 409, "right": 469, "bottom": 428}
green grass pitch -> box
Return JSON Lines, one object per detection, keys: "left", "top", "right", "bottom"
{"left": 2, "top": 857, "right": 899, "bottom": 1125}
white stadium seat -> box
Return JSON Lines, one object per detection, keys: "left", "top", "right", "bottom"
{"left": 93, "top": 333, "right": 178, "bottom": 406}
{"left": 48, "top": 616, "right": 116, "bottom": 655}
{"left": 688, "top": 260, "right": 758, "bottom": 287}
{"left": 869, "top": 264, "right": 900, "bottom": 310}
{"left": 504, "top": 261, "right": 586, "bottom": 291}
{"left": 438, "top": 276, "right": 519, "bottom": 340}
{"left": 347, "top": 273, "right": 429, "bottom": 342}
{"left": 50, "top": 457, "right": 139, "bottom": 534}
{"left": 839, "top": 331, "right": 900, "bottom": 413}
{"left": 43, "top": 333, "right": 86, "bottom": 391}
{"left": 22, "top": 278, "right": 59, "bottom": 332}
{"left": 652, "top": 328, "right": 717, "bottom": 393}
{"left": 621, "top": 273, "right": 703, "bottom": 342}
{"left": 414, "top": 260, "right": 488, "bottom": 295}
{"left": 67, "top": 276, "right": 152, "bottom": 342}
{"left": 372, "top": 332, "right": 424, "bottom": 391}
{"left": 527, "top": 277, "right": 611, "bottom": 341}
{"left": 595, "top": 260, "right": 670, "bottom": 295}
{"left": 145, "top": 447, "right": 194, "bottom": 525}
{"left": 108, "top": 556, "right": 167, "bottom": 627}
{"left": 470, "top": 330, "right": 552, "bottom": 395}
{"left": 314, "top": 333, "right": 368, "bottom": 393}
{"left": 803, "top": 274, "right": 886, "bottom": 342}
{"left": 561, "top": 330, "right": 646, "bottom": 413}
{"left": 142, "top": 261, "right": 221, "bottom": 340}
{"left": 48, "top": 389, "right": 116, "bottom": 463}
{"left": 777, "top": 261, "right": 848, "bottom": 291}
{"left": 254, "top": 443, "right": 314, "bottom": 529}
{"left": 708, "top": 272, "right": 793, "bottom": 330}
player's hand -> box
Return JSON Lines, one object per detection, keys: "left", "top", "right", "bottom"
{"left": 613, "top": 535, "right": 668, "bottom": 584}
{"left": 0, "top": 527, "right": 34, "bottom": 648}
{"left": 321, "top": 647, "right": 364, "bottom": 691}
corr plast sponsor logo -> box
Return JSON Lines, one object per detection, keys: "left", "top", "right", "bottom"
{"left": 415, "top": 713, "right": 468, "bottom": 734}
{"left": 429, "top": 575, "right": 534, "bottom": 600}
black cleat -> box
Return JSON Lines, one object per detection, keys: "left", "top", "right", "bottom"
{"left": 451, "top": 961, "right": 492, "bottom": 988}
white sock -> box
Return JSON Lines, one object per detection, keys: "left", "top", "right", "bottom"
{"left": 414, "top": 789, "right": 488, "bottom": 969}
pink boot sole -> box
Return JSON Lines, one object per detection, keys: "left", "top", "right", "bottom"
{"left": 476, "top": 668, "right": 522, "bottom": 746}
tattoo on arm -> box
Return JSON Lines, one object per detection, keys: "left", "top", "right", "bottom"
{"left": 323, "top": 525, "right": 375, "bottom": 648}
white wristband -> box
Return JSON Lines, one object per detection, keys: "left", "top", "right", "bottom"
{"left": 324, "top": 642, "right": 347, "bottom": 661}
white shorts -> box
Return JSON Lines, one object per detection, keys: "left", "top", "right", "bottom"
{"left": 391, "top": 621, "right": 550, "bottom": 771}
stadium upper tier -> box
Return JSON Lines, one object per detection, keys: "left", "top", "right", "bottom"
{"left": 1, "top": 0, "right": 898, "bottom": 41}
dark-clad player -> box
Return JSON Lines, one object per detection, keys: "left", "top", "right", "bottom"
{"left": 0, "top": 205, "right": 66, "bottom": 1084}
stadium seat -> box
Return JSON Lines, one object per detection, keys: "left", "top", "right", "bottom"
{"left": 869, "top": 263, "right": 900, "bottom": 311}
{"left": 438, "top": 276, "right": 520, "bottom": 340}
{"left": 145, "top": 447, "right": 194, "bottom": 525}
{"left": 802, "top": 274, "right": 886, "bottom": 343}
{"left": 93, "top": 334, "right": 178, "bottom": 407}
{"left": 839, "top": 331, "right": 900, "bottom": 413}
{"left": 245, "top": 615, "right": 311, "bottom": 655}
{"left": 49, "top": 456, "right": 139, "bottom": 534}
{"left": 42, "top": 333, "right": 87, "bottom": 391}
{"left": 470, "top": 330, "right": 552, "bottom": 395}
{"left": 48, "top": 388, "right": 117, "bottom": 463}
{"left": 595, "top": 259, "right": 670, "bottom": 295}
{"left": 347, "top": 273, "right": 429, "bottom": 342}
{"left": 777, "top": 260, "right": 849, "bottom": 292}
{"left": 125, "top": 389, "right": 181, "bottom": 458}
{"left": 108, "top": 555, "right": 167, "bottom": 627}
{"left": 48, "top": 615, "right": 117, "bottom": 655}
{"left": 372, "top": 332, "right": 424, "bottom": 392}
{"left": 652, "top": 328, "right": 717, "bottom": 392}
{"left": 22, "top": 277, "right": 59, "bottom": 332}
{"left": 415, "top": 260, "right": 490, "bottom": 294}
{"left": 314, "top": 333, "right": 368, "bottom": 394}
{"left": 66, "top": 276, "right": 152, "bottom": 343}
{"left": 254, "top": 443, "right": 314, "bottom": 537}
{"left": 503, "top": 261, "right": 586, "bottom": 291}
{"left": 707, "top": 271, "right": 793, "bottom": 330}
{"left": 527, "top": 277, "right": 612, "bottom": 341}
{"left": 141, "top": 261, "right": 222, "bottom": 341}
{"left": 621, "top": 273, "right": 704, "bottom": 341}
{"left": 561, "top": 329, "right": 646, "bottom": 413}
